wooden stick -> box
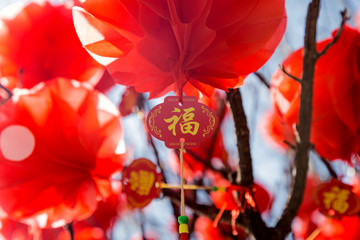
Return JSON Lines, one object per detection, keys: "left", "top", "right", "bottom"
{"left": 157, "top": 182, "right": 219, "bottom": 191}
{"left": 180, "top": 138, "right": 185, "bottom": 216}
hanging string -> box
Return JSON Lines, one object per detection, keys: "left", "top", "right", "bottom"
{"left": 179, "top": 138, "right": 185, "bottom": 216}
{"left": 231, "top": 209, "right": 240, "bottom": 235}
{"left": 178, "top": 138, "right": 189, "bottom": 240}
{"left": 213, "top": 202, "right": 227, "bottom": 228}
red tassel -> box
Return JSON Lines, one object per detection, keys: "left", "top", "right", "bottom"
{"left": 180, "top": 233, "right": 189, "bottom": 240}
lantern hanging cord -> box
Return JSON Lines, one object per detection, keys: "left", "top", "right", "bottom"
{"left": 178, "top": 75, "right": 191, "bottom": 105}
{"left": 178, "top": 138, "right": 189, "bottom": 239}
{"left": 179, "top": 138, "right": 185, "bottom": 216}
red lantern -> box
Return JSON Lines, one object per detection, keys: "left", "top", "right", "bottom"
{"left": 146, "top": 96, "right": 217, "bottom": 148}
{"left": 73, "top": 0, "right": 286, "bottom": 98}
{"left": 0, "top": 0, "right": 109, "bottom": 91}
{"left": 0, "top": 78, "right": 125, "bottom": 228}
{"left": 313, "top": 179, "right": 360, "bottom": 219}
{"left": 270, "top": 26, "right": 360, "bottom": 161}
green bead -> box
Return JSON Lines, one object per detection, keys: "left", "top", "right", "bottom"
{"left": 178, "top": 216, "right": 189, "bottom": 224}
{"left": 212, "top": 187, "right": 218, "bottom": 191}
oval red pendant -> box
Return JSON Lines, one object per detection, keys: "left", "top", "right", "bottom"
{"left": 146, "top": 96, "right": 218, "bottom": 149}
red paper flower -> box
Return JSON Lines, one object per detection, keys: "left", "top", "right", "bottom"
{"left": 0, "top": 78, "right": 125, "bottom": 228}
{"left": 270, "top": 26, "right": 360, "bottom": 161}
{"left": 0, "top": 0, "right": 111, "bottom": 90}
{"left": 73, "top": 0, "right": 286, "bottom": 98}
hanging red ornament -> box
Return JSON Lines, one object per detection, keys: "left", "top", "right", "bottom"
{"left": 313, "top": 179, "right": 360, "bottom": 219}
{"left": 121, "top": 158, "right": 162, "bottom": 209}
{"left": 146, "top": 96, "right": 218, "bottom": 148}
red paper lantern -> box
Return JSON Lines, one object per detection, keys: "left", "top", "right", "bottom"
{"left": 122, "top": 158, "right": 162, "bottom": 209}
{"left": 0, "top": 78, "right": 125, "bottom": 228}
{"left": 313, "top": 179, "right": 360, "bottom": 219}
{"left": 146, "top": 96, "right": 217, "bottom": 148}
{"left": 270, "top": 26, "right": 360, "bottom": 161}
{"left": 0, "top": 0, "right": 110, "bottom": 90}
{"left": 73, "top": 0, "right": 286, "bottom": 98}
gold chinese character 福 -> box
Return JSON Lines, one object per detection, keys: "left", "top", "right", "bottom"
{"left": 322, "top": 186, "right": 350, "bottom": 214}
{"left": 164, "top": 107, "right": 200, "bottom": 136}
{"left": 129, "top": 170, "right": 155, "bottom": 196}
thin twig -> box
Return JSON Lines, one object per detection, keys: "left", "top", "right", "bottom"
{"left": 142, "top": 95, "right": 167, "bottom": 182}
{"left": 279, "top": 65, "right": 302, "bottom": 83}
{"left": 0, "top": 84, "right": 13, "bottom": 105}
{"left": 65, "top": 222, "right": 74, "bottom": 240}
{"left": 254, "top": 72, "right": 270, "bottom": 89}
{"left": 308, "top": 145, "right": 338, "bottom": 178}
{"left": 319, "top": 156, "right": 338, "bottom": 179}
{"left": 317, "top": 9, "right": 349, "bottom": 58}
{"left": 284, "top": 140, "right": 296, "bottom": 150}
{"left": 140, "top": 211, "right": 148, "bottom": 240}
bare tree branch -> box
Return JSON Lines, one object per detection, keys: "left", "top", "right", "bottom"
{"left": 226, "top": 88, "right": 275, "bottom": 239}
{"left": 319, "top": 155, "right": 338, "bottom": 179}
{"left": 283, "top": 140, "right": 296, "bottom": 150}
{"left": 317, "top": 9, "right": 349, "bottom": 58}
{"left": 226, "top": 89, "right": 253, "bottom": 186}
{"left": 279, "top": 65, "right": 302, "bottom": 83}
{"left": 254, "top": 72, "right": 270, "bottom": 89}
{"left": 275, "top": 0, "right": 321, "bottom": 234}
{"left": 0, "top": 84, "right": 12, "bottom": 106}
{"left": 65, "top": 222, "right": 74, "bottom": 240}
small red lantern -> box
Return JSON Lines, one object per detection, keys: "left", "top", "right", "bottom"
{"left": 146, "top": 96, "right": 218, "bottom": 149}
{"left": 122, "top": 158, "right": 162, "bottom": 209}
{"left": 313, "top": 179, "right": 360, "bottom": 219}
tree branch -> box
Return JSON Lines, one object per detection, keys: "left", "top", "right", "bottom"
{"left": 275, "top": 0, "right": 320, "bottom": 235}
{"left": 0, "top": 84, "right": 12, "bottom": 106}
{"left": 317, "top": 9, "right": 349, "bottom": 58}
{"left": 226, "top": 89, "right": 253, "bottom": 186}
{"left": 319, "top": 156, "right": 338, "bottom": 179}
{"left": 65, "top": 222, "right": 74, "bottom": 240}
{"left": 279, "top": 65, "right": 302, "bottom": 83}
{"left": 226, "top": 88, "right": 274, "bottom": 239}
{"left": 254, "top": 72, "right": 270, "bottom": 89}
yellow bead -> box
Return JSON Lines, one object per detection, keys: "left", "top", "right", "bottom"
{"left": 179, "top": 223, "right": 189, "bottom": 233}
